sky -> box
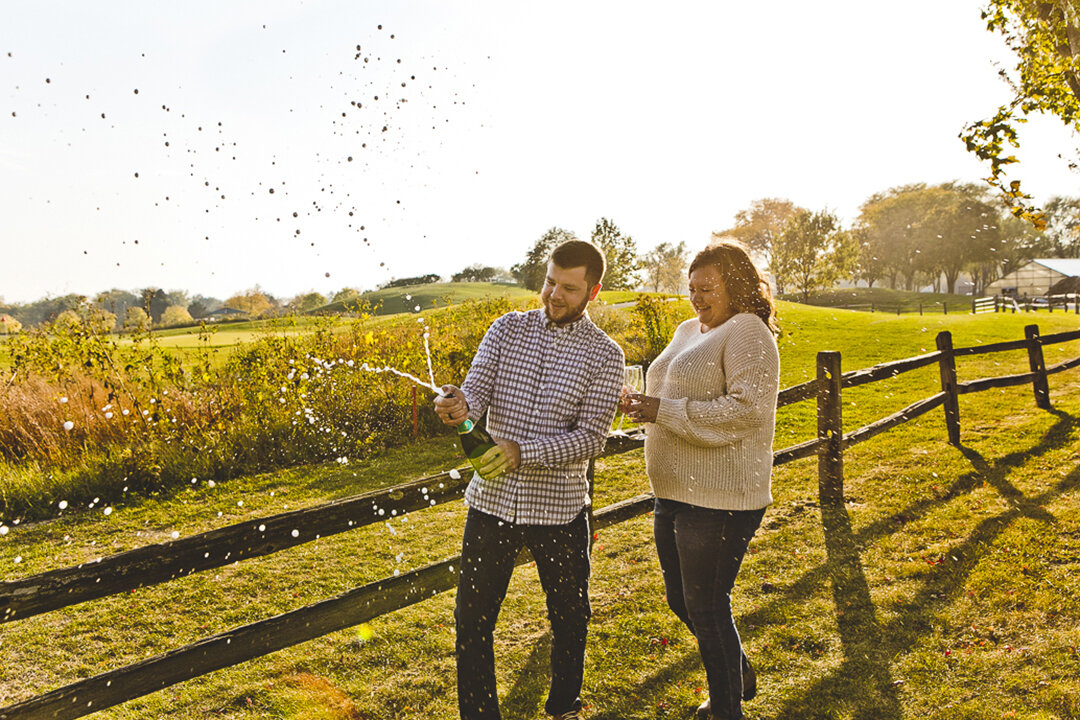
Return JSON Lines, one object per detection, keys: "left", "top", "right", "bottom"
{"left": 2, "top": 0, "right": 1078, "bottom": 305}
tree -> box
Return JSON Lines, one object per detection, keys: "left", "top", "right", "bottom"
{"left": 974, "top": 211, "right": 1050, "bottom": 292}
{"left": 717, "top": 198, "right": 801, "bottom": 262}
{"left": 961, "top": 0, "right": 1080, "bottom": 228}
{"left": 13, "top": 294, "right": 85, "bottom": 327}
{"left": 641, "top": 242, "right": 689, "bottom": 293}
{"left": 331, "top": 287, "right": 363, "bottom": 303}
{"left": 94, "top": 289, "right": 138, "bottom": 328}
{"left": 53, "top": 309, "right": 83, "bottom": 330}
{"left": 858, "top": 184, "right": 938, "bottom": 290}
{"left": 289, "top": 292, "right": 328, "bottom": 313}
{"left": 851, "top": 225, "right": 888, "bottom": 290}
{"left": 859, "top": 183, "right": 1009, "bottom": 294}
{"left": 382, "top": 274, "right": 441, "bottom": 289}
{"left": 1043, "top": 195, "right": 1080, "bottom": 256}
{"left": 140, "top": 288, "right": 169, "bottom": 324}
{"left": 911, "top": 183, "right": 1003, "bottom": 295}
{"left": 590, "top": 218, "right": 640, "bottom": 290}
{"left": 165, "top": 289, "right": 190, "bottom": 310}
{"left": 512, "top": 227, "right": 575, "bottom": 291}
{"left": 225, "top": 288, "right": 274, "bottom": 317}
{"left": 772, "top": 209, "right": 858, "bottom": 301}
{"left": 452, "top": 264, "right": 500, "bottom": 283}
{"left": 188, "top": 295, "right": 222, "bottom": 319}
{"left": 50, "top": 301, "right": 115, "bottom": 335}
{"left": 160, "top": 305, "right": 194, "bottom": 327}
{"left": 124, "top": 306, "right": 150, "bottom": 332}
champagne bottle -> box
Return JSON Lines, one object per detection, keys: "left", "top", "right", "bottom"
{"left": 455, "top": 417, "right": 500, "bottom": 478}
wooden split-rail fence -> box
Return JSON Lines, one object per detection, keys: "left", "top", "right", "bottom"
{"left": 1, "top": 324, "right": 1079, "bottom": 719}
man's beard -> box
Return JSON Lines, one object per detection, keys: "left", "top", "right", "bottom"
{"left": 544, "top": 295, "right": 589, "bottom": 325}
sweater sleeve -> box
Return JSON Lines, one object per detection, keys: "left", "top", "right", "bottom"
{"left": 654, "top": 316, "right": 779, "bottom": 448}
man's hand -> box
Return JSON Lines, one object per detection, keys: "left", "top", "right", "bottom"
{"left": 434, "top": 385, "right": 469, "bottom": 426}
{"left": 477, "top": 438, "right": 520, "bottom": 479}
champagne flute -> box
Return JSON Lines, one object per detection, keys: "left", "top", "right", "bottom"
{"left": 616, "top": 365, "right": 644, "bottom": 433}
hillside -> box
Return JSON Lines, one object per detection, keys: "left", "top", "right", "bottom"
{"left": 319, "top": 282, "right": 536, "bottom": 315}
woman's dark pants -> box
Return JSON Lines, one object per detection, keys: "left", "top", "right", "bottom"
{"left": 456, "top": 507, "right": 591, "bottom": 720}
{"left": 654, "top": 498, "right": 764, "bottom": 720}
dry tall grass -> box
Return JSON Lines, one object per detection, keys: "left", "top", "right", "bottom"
{"left": 0, "top": 297, "right": 542, "bottom": 520}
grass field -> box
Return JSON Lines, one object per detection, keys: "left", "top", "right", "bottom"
{"left": 1, "top": 305, "right": 1078, "bottom": 719}
{"left": 781, "top": 287, "right": 998, "bottom": 314}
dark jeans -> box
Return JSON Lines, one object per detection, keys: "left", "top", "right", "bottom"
{"left": 654, "top": 498, "right": 765, "bottom": 720}
{"left": 456, "top": 507, "right": 591, "bottom": 720}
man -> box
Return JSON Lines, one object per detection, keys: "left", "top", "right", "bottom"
{"left": 434, "top": 239, "right": 624, "bottom": 720}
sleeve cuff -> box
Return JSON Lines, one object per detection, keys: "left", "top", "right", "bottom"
{"left": 655, "top": 396, "right": 686, "bottom": 428}
{"left": 517, "top": 439, "right": 540, "bottom": 466}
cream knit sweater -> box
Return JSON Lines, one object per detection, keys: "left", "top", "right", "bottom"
{"left": 644, "top": 313, "right": 780, "bottom": 511}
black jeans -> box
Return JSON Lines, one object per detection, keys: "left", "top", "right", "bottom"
{"left": 654, "top": 498, "right": 765, "bottom": 720}
{"left": 456, "top": 507, "right": 591, "bottom": 720}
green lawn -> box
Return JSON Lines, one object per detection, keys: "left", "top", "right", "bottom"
{"left": 1, "top": 306, "right": 1078, "bottom": 719}
{"left": 781, "top": 287, "right": 989, "bottom": 314}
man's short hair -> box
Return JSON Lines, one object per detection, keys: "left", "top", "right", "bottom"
{"left": 550, "top": 240, "right": 606, "bottom": 287}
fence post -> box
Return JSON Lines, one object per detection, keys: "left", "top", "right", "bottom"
{"left": 919, "top": 302, "right": 923, "bottom": 316}
{"left": 1024, "top": 324, "right": 1052, "bottom": 410}
{"left": 971, "top": 296, "right": 976, "bottom": 314}
{"left": 935, "top": 331, "right": 962, "bottom": 445}
{"left": 944, "top": 302, "right": 948, "bottom": 315}
{"left": 816, "top": 351, "right": 843, "bottom": 503}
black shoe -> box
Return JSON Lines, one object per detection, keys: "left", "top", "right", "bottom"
{"left": 742, "top": 654, "right": 757, "bottom": 701}
{"left": 695, "top": 697, "right": 712, "bottom": 720}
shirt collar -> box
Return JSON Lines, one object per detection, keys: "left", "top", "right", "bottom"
{"left": 544, "top": 309, "right": 591, "bottom": 333}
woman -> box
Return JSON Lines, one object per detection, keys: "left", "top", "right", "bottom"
{"left": 626, "top": 240, "right": 780, "bottom": 720}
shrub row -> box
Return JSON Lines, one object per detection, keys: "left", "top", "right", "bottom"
{"left": 0, "top": 294, "right": 685, "bottom": 522}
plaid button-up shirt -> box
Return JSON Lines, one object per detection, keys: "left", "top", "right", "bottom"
{"left": 460, "top": 308, "right": 625, "bottom": 525}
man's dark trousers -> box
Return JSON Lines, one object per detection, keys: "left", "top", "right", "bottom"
{"left": 456, "top": 507, "right": 591, "bottom": 720}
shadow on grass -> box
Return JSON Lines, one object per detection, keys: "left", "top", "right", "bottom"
{"left": 746, "top": 410, "right": 1078, "bottom": 719}
{"left": 501, "top": 629, "right": 703, "bottom": 720}
{"left": 501, "top": 631, "right": 552, "bottom": 719}
{"left": 586, "top": 648, "right": 701, "bottom": 720}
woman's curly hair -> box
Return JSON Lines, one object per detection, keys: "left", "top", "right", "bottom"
{"left": 689, "top": 239, "right": 779, "bottom": 335}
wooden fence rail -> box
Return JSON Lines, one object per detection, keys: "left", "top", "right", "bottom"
{"left": 2, "top": 324, "right": 1078, "bottom": 720}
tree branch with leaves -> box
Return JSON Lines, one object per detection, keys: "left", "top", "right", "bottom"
{"left": 961, "top": 0, "right": 1080, "bottom": 229}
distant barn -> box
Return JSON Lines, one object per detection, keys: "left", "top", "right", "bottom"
{"left": 1049, "top": 275, "right": 1080, "bottom": 296}
{"left": 985, "top": 258, "right": 1080, "bottom": 297}
{"left": 204, "top": 307, "right": 248, "bottom": 321}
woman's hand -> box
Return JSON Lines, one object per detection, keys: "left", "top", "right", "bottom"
{"left": 626, "top": 393, "right": 660, "bottom": 424}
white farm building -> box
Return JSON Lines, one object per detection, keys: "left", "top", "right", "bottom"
{"left": 985, "top": 258, "right": 1080, "bottom": 297}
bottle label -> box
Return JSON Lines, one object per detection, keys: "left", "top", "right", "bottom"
{"left": 457, "top": 418, "right": 474, "bottom": 434}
